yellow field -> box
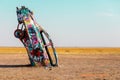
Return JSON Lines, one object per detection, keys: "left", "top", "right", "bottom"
{"left": 0, "top": 47, "right": 120, "bottom": 54}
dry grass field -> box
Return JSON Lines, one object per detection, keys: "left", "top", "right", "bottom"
{"left": 0, "top": 47, "right": 120, "bottom": 80}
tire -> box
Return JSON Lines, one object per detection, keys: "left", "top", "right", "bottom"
{"left": 14, "top": 29, "right": 24, "bottom": 39}
{"left": 40, "top": 30, "right": 58, "bottom": 67}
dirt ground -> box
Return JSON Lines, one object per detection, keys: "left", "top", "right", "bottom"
{"left": 0, "top": 53, "right": 120, "bottom": 80}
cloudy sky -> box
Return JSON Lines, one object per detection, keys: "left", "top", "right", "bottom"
{"left": 0, "top": 0, "right": 120, "bottom": 47}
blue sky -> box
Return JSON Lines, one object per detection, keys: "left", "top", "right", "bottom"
{"left": 0, "top": 0, "right": 120, "bottom": 47}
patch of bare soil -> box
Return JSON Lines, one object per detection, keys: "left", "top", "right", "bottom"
{"left": 0, "top": 53, "right": 120, "bottom": 80}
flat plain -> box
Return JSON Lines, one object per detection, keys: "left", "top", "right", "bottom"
{"left": 0, "top": 47, "right": 120, "bottom": 80}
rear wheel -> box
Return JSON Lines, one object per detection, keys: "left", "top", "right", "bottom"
{"left": 14, "top": 29, "right": 24, "bottom": 39}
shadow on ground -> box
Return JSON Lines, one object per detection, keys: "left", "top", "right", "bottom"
{"left": 0, "top": 64, "right": 32, "bottom": 68}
